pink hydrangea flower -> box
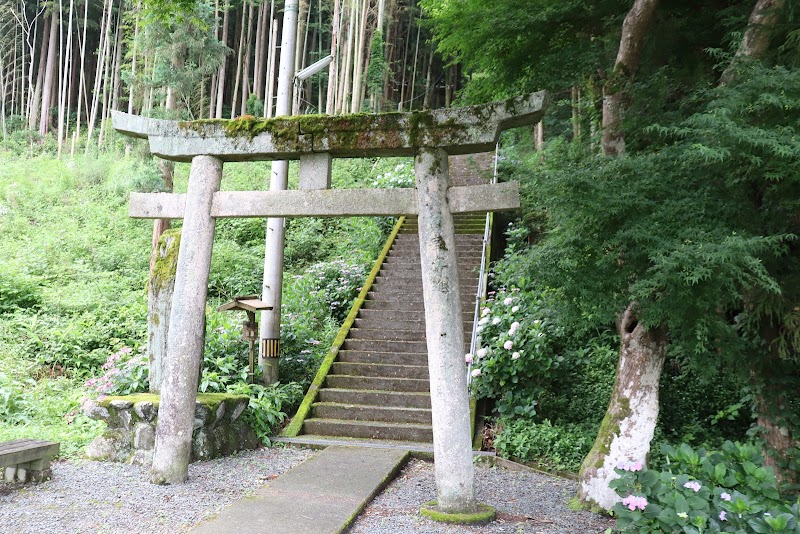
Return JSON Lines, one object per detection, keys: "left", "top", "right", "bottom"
{"left": 465, "top": 353, "right": 473, "bottom": 364}
{"left": 470, "top": 368, "right": 481, "bottom": 378}
{"left": 503, "top": 297, "right": 513, "bottom": 306}
{"left": 477, "top": 348, "right": 488, "bottom": 358}
{"left": 492, "top": 317, "right": 501, "bottom": 325}
{"left": 512, "top": 352, "right": 521, "bottom": 360}
{"left": 683, "top": 481, "right": 701, "bottom": 492}
{"left": 720, "top": 492, "right": 731, "bottom": 502}
{"left": 621, "top": 495, "right": 648, "bottom": 511}
{"left": 504, "top": 340, "right": 514, "bottom": 350}
{"left": 719, "top": 511, "right": 727, "bottom": 521}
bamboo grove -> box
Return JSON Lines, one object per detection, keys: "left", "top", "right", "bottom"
{"left": 0, "top": 0, "right": 461, "bottom": 155}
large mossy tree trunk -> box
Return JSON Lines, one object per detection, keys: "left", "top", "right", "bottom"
{"left": 578, "top": 304, "right": 667, "bottom": 510}
{"left": 147, "top": 228, "right": 181, "bottom": 393}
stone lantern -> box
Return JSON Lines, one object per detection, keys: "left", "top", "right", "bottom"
{"left": 218, "top": 296, "right": 272, "bottom": 383}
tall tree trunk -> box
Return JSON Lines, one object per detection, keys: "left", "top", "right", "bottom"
{"left": 601, "top": 0, "right": 659, "bottom": 157}
{"left": 264, "top": 17, "right": 278, "bottom": 117}
{"left": 215, "top": 3, "right": 230, "bottom": 118}
{"left": 230, "top": 4, "right": 246, "bottom": 118}
{"left": 240, "top": 0, "right": 255, "bottom": 116}
{"left": 578, "top": 304, "right": 667, "bottom": 510}
{"left": 29, "top": 15, "right": 48, "bottom": 130}
{"left": 38, "top": 13, "right": 58, "bottom": 135}
{"left": 720, "top": 0, "right": 786, "bottom": 85}
{"left": 579, "top": 0, "right": 662, "bottom": 511}
{"left": 325, "top": 0, "right": 341, "bottom": 114}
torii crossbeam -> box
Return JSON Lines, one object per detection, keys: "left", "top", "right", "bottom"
{"left": 111, "top": 91, "right": 547, "bottom": 516}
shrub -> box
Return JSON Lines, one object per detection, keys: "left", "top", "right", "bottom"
{"left": 0, "top": 266, "right": 42, "bottom": 313}
{"left": 227, "top": 381, "right": 304, "bottom": 445}
{"left": 201, "top": 311, "right": 250, "bottom": 392}
{"left": 84, "top": 346, "right": 149, "bottom": 395}
{"left": 610, "top": 441, "right": 800, "bottom": 533}
{"left": 493, "top": 417, "right": 595, "bottom": 473}
{"left": 470, "top": 287, "right": 565, "bottom": 418}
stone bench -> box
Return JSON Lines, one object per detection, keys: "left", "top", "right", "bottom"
{"left": 1, "top": 439, "right": 60, "bottom": 483}
{"left": 82, "top": 393, "right": 259, "bottom": 466}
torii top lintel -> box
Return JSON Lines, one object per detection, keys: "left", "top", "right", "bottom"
{"left": 110, "top": 92, "right": 547, "bottom": 163}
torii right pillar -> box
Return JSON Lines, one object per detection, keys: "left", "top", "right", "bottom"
{"left": 414, "top": 147, "right": 477, "bottom": 514}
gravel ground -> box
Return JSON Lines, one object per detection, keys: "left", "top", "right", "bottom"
{"left": 350, "top": 459, "right": 615, "bottom": 534}
{"left": 0, "top": 446, "right": 314, "bottom": 534}
{"left": 2, "top": 451, "right": 613, "bottom": 533}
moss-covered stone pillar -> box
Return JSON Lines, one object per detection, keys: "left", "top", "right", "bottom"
{"left": 414, "top": 147, "right": 477, "bottom": 514}
{"left": 147, "top": 228, "right": 181, "bottom": 393}
{"left": 150, "top": 155, "right": 222, "bottom": 485}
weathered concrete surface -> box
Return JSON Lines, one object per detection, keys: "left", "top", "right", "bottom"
{"left": 299, "top": 153, "right": 332, "bottom": 189}
{"left": 110, "top": 92, "right": 547, "bottom": 162}
{"left": 150, "top": 155, "right": 222, "bottom": 485}
{"left": 128, "top": 182, "right": 519, "bottom": 219}
{"left": 190, "top": 446, "right": 408, "bottom": 534}
{"left": 414, "top": 148, "right": 476, "bottom": 513}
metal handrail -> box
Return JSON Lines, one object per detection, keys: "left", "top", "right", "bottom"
{"left": 467, "top": 144, "right": 499, "bottom": 385}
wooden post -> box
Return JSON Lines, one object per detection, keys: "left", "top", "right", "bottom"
{"left": 414, "top": 147, "right": 476, "bottom": 513}
{"left": 150, "top": 155, "right": 222, "bottom": 485}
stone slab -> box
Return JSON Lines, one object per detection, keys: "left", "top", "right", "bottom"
{"left": 190, "top": 446, "right": 408, "bottom": 534}
{"left": 128, "top": 182, "right": 519, "bottom": 219}
{"left": 110, "top": 92, "right": 547, "bottom": 162}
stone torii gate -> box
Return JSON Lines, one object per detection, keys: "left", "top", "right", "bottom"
{"left": 111, "top": 91, "right": 547, "bottom": 516}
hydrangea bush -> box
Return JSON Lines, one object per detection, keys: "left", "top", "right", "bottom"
{"left": 610, "top": 441, "right": 800, "bottom": 533}
{"left": 84, "top": 346, "right": 148, "bottom": 396}
{"left": 468, "top": 286, "right": 563, "bottom": 417}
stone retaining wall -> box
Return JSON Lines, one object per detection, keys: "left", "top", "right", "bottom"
{"left": 82, "top": 393, "right": 259, "bottom": 466}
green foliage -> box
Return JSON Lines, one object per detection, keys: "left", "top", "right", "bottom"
{"left": 610, "top": 442, "right": 800, "bottom": 533}
{"left": 0, "top": 265, "right": 41, "bottom": 313}
{"left": 494, "top": 417, "right": 595, "bottom": 473}
{"left": 200, "top": 311, "right": 249, "bottom": 392}
{"left": 85, "top": 347, "right": 149, "bottom": 396}
{"left": 470, "top": 287, "right": 565, "bottom": 418}
{"left": 227, "top": 381, "right": 304, "bottom": 445}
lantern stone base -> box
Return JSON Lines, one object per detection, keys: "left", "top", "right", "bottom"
{"left": 82, "top": 393, "right": 258, "bottom": 466}
{"left": 419, "top": 501, "right": 497, "bottom": 525}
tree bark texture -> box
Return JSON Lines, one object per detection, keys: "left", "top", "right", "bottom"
{"left": 578, "top": 304, "right": 667, "bottom": 510}
{"left": 601, "top": 0, "right": 659, "bottom": 156}
{"left": 720, "top": 0, "right": 786, "bottom": 85}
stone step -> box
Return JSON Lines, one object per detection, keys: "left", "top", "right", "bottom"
{"left": 302, "top": 418, "right": 433, "bottom": 442}
{"left": 311, "top": 402, "right": 432, "bottom": 425}
{"left": 325, "top": 374, "right": 429, "bottom": 392}
{"left": 358, "top": 309, "right": 475, "bottom": 322}
{"left": 331, "top": 362, "right": 428, "bottom": 379}
{"left": 336, "top": 350, "right": 429, "bottom": 366}
{"left": 378, "top": 267, "right": 480, "bottom": 278}
{"left": 317, "top": 388, "right": 432, "bottom": 409}
{"left": 346, "top": 328, "right": 427, "bottom": 342}
{"left": 370, "top": 279, "right": 479, "bottom": 290}
{"left": 342, "top": 338, "right": 428, "bottom": 353}
{"left": 352, "top": 317, "right": 474, "bottom": 331}
{"left": 389, "top": 244, "right": 483, "bottom": 254}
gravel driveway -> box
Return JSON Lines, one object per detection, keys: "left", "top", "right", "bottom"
{"left": 1, "top": 448, "right": 613, "bottom": 533}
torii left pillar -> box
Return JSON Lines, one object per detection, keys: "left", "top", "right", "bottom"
{"left": 150, "top": 155, "right": 222, "bottom": 484}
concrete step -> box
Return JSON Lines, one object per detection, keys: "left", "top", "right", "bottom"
{"left": 325, "top": 374, "right": 429, "bottom": 392}
{"left": 342, "top": 338, "right": 428, "bottom": 353}
{"left": 378, "top": 267, "right": 480, "bottom": 279}
{"left": 311, "top": 402, "right": 432, "bottom": 424}
{"left": 317, "top": 388, "right": 432, "bottom": 409}
{"left": 302, "top": 418, "right": 433, "bottom": 442}
{"left": 331, "top": 362, "right": 428, "bottom": 379}
{"left": 352, "top": 317, "right": 474, "bottom": 331}
{"left": 358, "top": 308, "right": 475, "bottom": 322}
{"left": 336, "top": 350, "right": 429, "bottom": 366}
{"left": 346, "top": 328, "right": 426, "bottom": 342}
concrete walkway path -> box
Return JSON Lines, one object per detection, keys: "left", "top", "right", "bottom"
{"left": 191, "top": 446, "right": 409, "bottom": 534}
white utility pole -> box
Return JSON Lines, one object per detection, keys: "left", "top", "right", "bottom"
{"left": 259, "top": 0, "right": 299, "bottom": 383}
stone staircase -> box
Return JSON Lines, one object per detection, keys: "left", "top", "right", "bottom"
{"left": 298, "top": 215, "right": 485, "bottom": 444}
{"left": 281, "top": 153, "right": 495, "bottom": 448}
